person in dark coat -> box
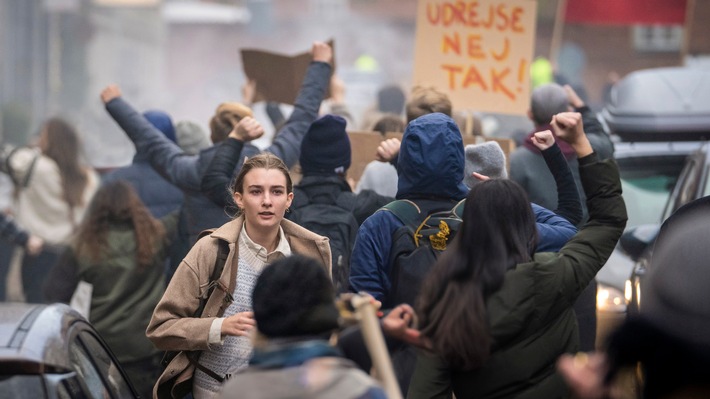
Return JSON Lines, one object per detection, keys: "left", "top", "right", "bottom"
{"left": 100, "top": 41, "right": 333, "bottom": 248}
{"left": 408, "top": 112, "right": 627, "bottom": 399}
{"left": 509, "top": 82, "right": 614, "bottom": 351}
{"left": 102, "top": 109, "right": 183, "bottom": 218}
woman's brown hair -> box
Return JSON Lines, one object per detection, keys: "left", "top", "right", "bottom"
{"left": 73, "top": 180, "right": 166, "bottom": 270}
{"left": 41, "top": 118, "right": 90, "bottom": 208}
{"left": 229, "top": 153, "right": 293, "bottom": 216}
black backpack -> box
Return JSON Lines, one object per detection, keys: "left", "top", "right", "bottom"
{"left": 381, "top": 199, "right": 465, "bottom": 308}
{"left": 289, "top": 191, "right": 358, "bottom": 294}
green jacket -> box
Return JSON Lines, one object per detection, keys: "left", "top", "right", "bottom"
{"left": 408, "top": 156, "right": 627, "bottom": 399}
{"left": 46, "top": 212, "right": 178, "bottom": 363}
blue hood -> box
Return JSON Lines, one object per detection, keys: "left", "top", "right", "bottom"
{"left": 396, "top": 113, "right": 468, "bottom": 200}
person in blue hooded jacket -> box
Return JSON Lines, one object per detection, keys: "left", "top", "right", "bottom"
{"left": 349, "top": 113, "right": 579, "bottom": 303}
{"left": 347, "top": 112, "right": 579, "bottom": 396}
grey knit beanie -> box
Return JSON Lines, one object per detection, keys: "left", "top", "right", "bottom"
{"left": 463, "top": 141, "right": 508, "bottom": 189}
{"left": 175, "top": 120, "right": 211, "bottom": 155}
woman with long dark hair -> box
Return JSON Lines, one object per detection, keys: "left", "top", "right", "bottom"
{"left": 408, "top": 112, "right": 628, "bottom": 398}
{"left": 45, "top": 180, "right": 178, "bottom": 399}
{"left": 1, "top": 117, "right": 99, "bottom": 302}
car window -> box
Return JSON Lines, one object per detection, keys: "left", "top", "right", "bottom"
{"left": 617, "top": 154, "right": 686, "bottom": 227}
{"left": 664, "top": 156, "right": 701, "bottom": 219}
{"left": 621, "top": 176, "right": 676, "bottom": 228}
{"left": 77, "top": 331, "right": 134, "bottom": 399}
{"left": 69, "top": 340, "right": 110, "bottom": 399}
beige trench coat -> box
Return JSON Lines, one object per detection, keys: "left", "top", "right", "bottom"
{"left": 146, "top": 216, "right": 331, "bottom": 398}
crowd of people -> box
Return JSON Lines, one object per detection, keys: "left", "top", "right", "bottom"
{"left": 1, "top": 40, "right": 708, "bottom": 399}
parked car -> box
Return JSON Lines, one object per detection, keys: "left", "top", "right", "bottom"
{"left": 623, "top": 143, "right": 710, "bottom": 316}
{"left": 594, "top": 66, "right": 710, "bottom": 347}
{"left": 0, "top": 302, "right": 139, "bottom": 399}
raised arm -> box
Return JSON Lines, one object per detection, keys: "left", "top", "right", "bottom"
{"left": 201, "top": 117, "right": 264, "bottom": 207}
{"left": 263, "top": 41, "right": 333, "bottom": 167}
{"left": 530, "top": 129, "right": 583, "bottom": 225}
{"left": 101, "top": 85, "right": 202, "bottom": 191}
{"left": 552, "top": 112, "right": 627, "bottom": 299}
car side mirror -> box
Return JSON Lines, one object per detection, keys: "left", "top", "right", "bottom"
{"left": 618, "top": 224, "right": 660, "bottom": 261}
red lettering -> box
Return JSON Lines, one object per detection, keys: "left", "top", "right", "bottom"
{"left": 491, "top": 68, "right": 515, "bottom": 100}
{"left": 442, "top": 64, "right": 464, "bottom": 90}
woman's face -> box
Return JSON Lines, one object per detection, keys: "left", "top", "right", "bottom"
{"left": 233, "top": 167, "right": 293, "bottom": 233}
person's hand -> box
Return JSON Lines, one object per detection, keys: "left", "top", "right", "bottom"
{"left": 230, "top": 116, "right": 264, "bottom": 142}
{"left": 241, "top": 79, "right": 257, "bottom": 106}
{"left": 551, "top": 112, "right": 592, "bottom": 158}
{"left": 100, "top": 84, "right": 122, "bottom": 104}
{"left": 557, "top": 352, "right": 614, "bottom": 399}
{"left": 24, "top": 235, "right": 44, "bottom": 256}
{"left": 530, "top": 129, "right": 555, "bottom": 151}
{"left": 221, "top": 311, "right": 255, "bottom": 337}
{"left": 312, "top": 41, "right": 333, "bottom": 64}
{"left": 564, "top": 84, "right": 585, "bottom": 109}
{"left": 346, "top": 176, "right": 357, "bottom": 192}
{"left": 375, "top": 138, "right": 401, "bottom": 163}
{"left": 330, "top": 75, "right": 346, "bottom": 104}
{"left": 381, "top": 304, "right": 427, "bottom": 348}
{"left": 471, "top": 172, "right": 490, "bottom": 182}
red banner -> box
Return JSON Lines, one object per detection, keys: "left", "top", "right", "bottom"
{"left": 565, "top": 0, "right": 687, "bottom": 25}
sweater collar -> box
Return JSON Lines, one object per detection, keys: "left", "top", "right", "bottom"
{"left": 239, "top": 222, "right": 291, "bottom": 263}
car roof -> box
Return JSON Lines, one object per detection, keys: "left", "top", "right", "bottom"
{"left": 601, "top": 67, "right": 710, "bottom": 141}
{"left": 613, "top": 141, "right": 705, "bottom": 159}
{"left": 0, "top": 303, "right": 82, "bottom": 372}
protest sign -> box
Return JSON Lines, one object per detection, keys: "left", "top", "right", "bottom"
{"left": 413, "top": 0, "right": 537, "bottom": 115}
{"left": 241, "top": 41, "right": 333, "bottom": 105}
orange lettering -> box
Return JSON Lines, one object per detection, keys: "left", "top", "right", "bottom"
{"left": 496, "top": 4, "right": 510, "bottom": 31}
{"left": 491, "top": 37, "right": 510, "bottom": 61}
{"left": 511, "top": 7, "right": 524, "bottom": 32}
{"left": 442, "top": 64, "right": 464, "bottom": 90}
{"left": 426, "top": 3, "right": 440, "bottom": 25}
{"left": 463, "top": 65, "right": 488, "bottom": 91}
{"left": 491, "top": 68, "right": 515, "bottom": 100}
{"left": 482, "top": 3, "right": 494, "bottom": 29}
{"left": 443, "top": 32, "right": 461, "bottom": 55}
{"left": 467, "top": 34, "right": 485, "bottom": 59}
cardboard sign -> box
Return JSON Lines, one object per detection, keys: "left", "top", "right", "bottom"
{"left": 413, "top": 0, "right": 537, "bottom": 115}
{"left": 241, "top": 42, "right": 333, "bottom": 105}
